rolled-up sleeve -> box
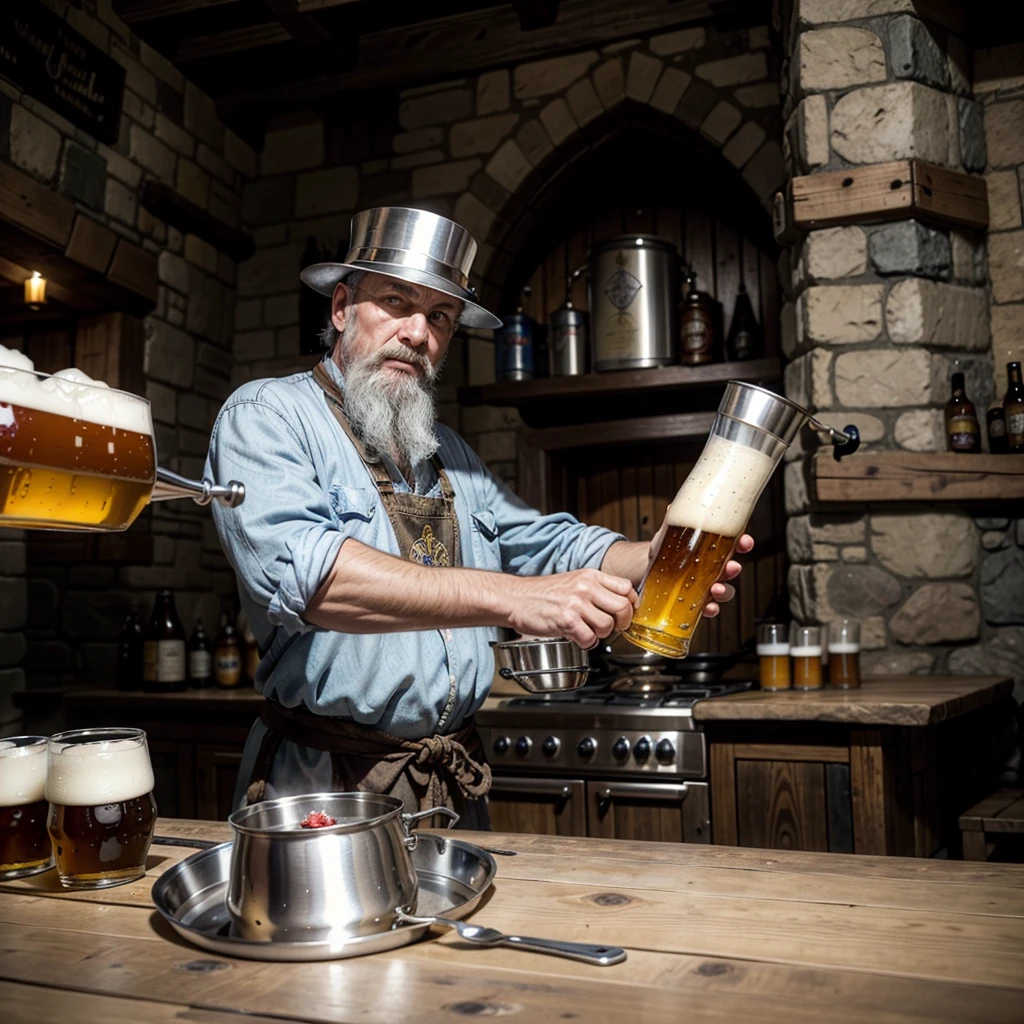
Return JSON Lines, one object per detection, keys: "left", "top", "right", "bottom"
{"left": 206, "top": 395, "right": 343, "bottom": 635}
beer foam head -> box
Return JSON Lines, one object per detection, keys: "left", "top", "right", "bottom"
{"left": 0, "top": 741, "right": 47, "bottom": 806}
{"left": 45, "top": 737, "right": 154, "bottom": 806}
{"left": 828, "top": 642, "right": 860, "bottom": 654}
{"left": 0, "top": 345, "right": 152, "bottom": 435}
{"left": 756, "top": 643, "right": 790, "bottom": 656}
{"left": 667, "top": 433, "right": 776, "bottom": 537}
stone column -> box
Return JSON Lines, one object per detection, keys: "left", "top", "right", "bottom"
{"left": 778, "top": 0, "right": 1002, "bottom": 680}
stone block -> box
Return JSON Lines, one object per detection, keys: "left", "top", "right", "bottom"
{"left": 453, "top": 191, "right": 498, "bottom": 244}
{"left": 699, "top": 101, "right": 741, "bottom": 146}
{"left": 101, "top": 146, "right": 143, "bottom": 188}
{"left": 391, "top": 150, "right": 443, "bottom": 171}
{"left": 565, "top": 78, "right": 604, "bottom": 127}
{"left": 984, "top": 100, "right": 1024, "bottom": 169}
{"left": 830, "top": 82, "right": 951, "bottom": 166}
{"left": 539, "top": 99, "right": 577, "bottom": 146}
{"left": 788, "top": 563, "right": 835, "bottom": 622}
{"left": 399, "top": 90, "right": 472, "bottom": 130}
{"left": 412, "top": 159, "right": 481, "bottom": 198}
{"left": 981, "top": 548, "right": 1024, "bottom": 624}
{"left": 235, "top": 329, "right": 276, "bottom": 361}
{"left": 178, "top": 392, "right": 213, "bottom": 433}
{"left": 59, "top": 143, "right": 106, "bottom": 210}
{"left": 649, "top": 27, "right": 705, "bottom": 55}
{"left": 294, "top": 165, "right": 359, "bottom": 219}
{"left": 476, "top": 430, "right": 518, "bottom": 464}
{"left": 147, "top": 380, "right": 177, "bottom": 425}
{"left": 626, "top": 51, "right": 663, "bottom": 103}
{"left": 886, "top": 279, "right": 989, "bottom": 349}
{"left": 61, "top": 590, "right": 135, "bottom": 640}
{"left": 593, "top": 59, "right": 625, "bottom": 109}
{"left": 183, "top": 82, "right": 223, "bottom": 151}
{"left": 988, "top": 231, "right": 1024, "bottom": 304}
{"left": 0, "top": 579, "right": 25, "bottom": 630}
{"left": 514, "top": 53, "right": 597, "bottom": 99}
{"left": 893, "top": 408, "right": 944, "bottom": 451}
{"left": 844, "top": 546, "right": 868, "bottom": 563}
{"left": 0, "top": 541, "right": 25, "bottom": 576}
{"left": 974, "top": 44, "right": 1024, "bottom": 94}
{"left": 224, "top": 130, "right": 257, "bottom": 179}
{"left": 264, "top": 294, "right": 297, "bottom": 327}
{"left": 393, "top": 128, "right": 444, "bottom": 154}
{"left": 112, "top": 41, "right": 157, "bottom": 103}
{"left": 176, "top": 159, "right": 210, "bottom": 209}
{"left": 794, "top": 95, "right": 829, "bottom": 172}
{"left": 184, "top": 234, "right": 218, "bottom": 274}
{"left": 650, "top": 67, "right": 692, "bottom": 116}
{"left": 957, "top": 98, "right": 986, "bottom": 173}
{"left": 987, "top": 172, "right": 1023, "bottom": 231}
{"left": 695, "top": 53, "right": 768, "bottom": 88}
{"left": 803, "top": 227, "right": 868, "bottom": 282}
{"left": 196, "top": 143, "right": 234, "bottom": 187}
{"left": 154, "top": 111, "right": 194, "bottom": 157}
{"left": 798, "top": 27, "right": 886, "bottom": 92}
{"left": 870, "top": 512, "right": 978, "bottom": 577}
{"left": 741, "top": 140, "right": 785, "bottom": 202}
{"left": 827, "top": 564, "right": 902, "bottom": 618}
{"left": 802, "top": 285, "right": 883, "bottom": 344}
{"left": 158, "top": 251, "right": 190, "bottom": 294}
{"left": 798, "top": 0, "right": 915, "bottom": 23}
{"left": 238, "top": 243, "right": 302, "bottom": 297}
{"left": 992, "top": 304, "right": 1024, "bottom": 368}
{"left": 722, "top": 122, "right": 766, "bottom": 169}
{"left": 890, "top": 583, "right": 979, "bottom": 643}
{"left": 450, "top": 114, "right": 520, "bottom": 158}
{"left": 242, "top": 175, "right": 293, "bottom": 227}
{"left": 130, "top": 124, "right": 176, "bottom": 184}
{"left": 834, "top": 349, "right": 942, "bottom": 408}
{"left": 276, "top": 325, "right": 300, "bottom": 356}
{"left": 982, "top": 529, "right": 1012, "bottom": 551}
{"left": 123, "top": 89, "right": 155, "bottom": 130}
{"left": 477, "top": 70, "right": 510, "bottom": 115}
{"left": 0, "top": 633, "right": 26, "bottom": 669}
{"left": 736, "top": 83, "right": 780, "bottom": 108}
{"left": 887, "top": 16, "right": 949, "bottom": 89}
{"left": 517, "top": 120, "right": 553, "bottom": 167}
{"left": 145, "top": 320, "right": 195, "bottom": 388}
{"left": 863, "top": 651, "right": 934, "bottom": 676}
{"left": 261, "top": 121, "right": 324, "bottom": 176}
{"left": 812, "top": 410, "right": 885, "bottom": 445}
{"left": 784, "top": 459, "right": 810, "bottom": 515}
{"left": 105, "top": 177, "right": 137, "bottom": 225}
{"left": 868, "top": 220, "right": 950, "bottom": 278}
{"left": 950, "top": 626, "right": 1024, "bottom": 694}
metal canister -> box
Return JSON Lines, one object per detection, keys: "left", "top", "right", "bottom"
{"left": 548, "top": 301, "right": 588, "bottom": 376}
{"left": 588, "top": 234, "right": 677, "bottom": 373}
{"left": 495, "top": 312, "right": 534, "bottom": 381}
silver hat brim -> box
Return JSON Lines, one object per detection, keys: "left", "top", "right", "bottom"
{"left": 300, "top": 261, "right": 502, "bottom": 330}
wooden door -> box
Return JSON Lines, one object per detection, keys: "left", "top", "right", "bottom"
{"left": 734, "top": 760, "right": 830, "bottom": 851}
{"left": 586, "top": 780, "right": 709, "bottom": 843}
{"left": 487, "top": 777, "right": 586, "bottom": 836}
{"left": 196, "top": 747, "right": 244, "bottom": 820}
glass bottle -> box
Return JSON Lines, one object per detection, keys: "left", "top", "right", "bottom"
{"left": 944, "top": 371, "right": 981, "bottom": 453}
{"left": 142, "top": 591, "right": 187, "bottom": 693}
{"left": 214, "top": 622, "right": 242, "bottom": 689}
{"left": 725, "top": 282, "right": 763, "bottom": 362}
{"left": 187, "top": 620, "right": 213, "bottom": 689}
{"left": 1004, "top": 361, "right": 1024, "bottom": 452}
{"left": 242, "top": 624, "right": 260, "bottom": 684}
{"left": 987, "top": 402, "right": 1009, "bottom": 454}
{"left": 678, "top": 269, "right": 715, "bottom": 365}
{"left": 115, "top": 610, "right": 144, "bottom": 692}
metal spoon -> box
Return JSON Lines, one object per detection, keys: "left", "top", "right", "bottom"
{"left": 400, "top": 912, "right": 626, "bottom": 965}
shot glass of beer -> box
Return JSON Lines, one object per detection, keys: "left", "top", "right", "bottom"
{"left": 45, "top": 728, "right": 157, "bottom": 890}
{"left": 828, "top": 618, "right": 861, "bottom": 689}
{"left": 756, "top": 623, "right": 791, "bottom": 691}
{"left": 0, "top": 736, "right": 53, "bottom": 881}
{"left": 790, "top": 625, "right": 824, "bottom": 691}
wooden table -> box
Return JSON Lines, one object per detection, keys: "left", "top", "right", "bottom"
{"left": 695, "top": 676, "right": 1015, "bottom": 858}
{"left": 3, "top": 819, "right": 1024, "bottom": 1024}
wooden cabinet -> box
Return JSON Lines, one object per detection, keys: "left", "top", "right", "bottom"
{"left": 587, "top": 781, "right": 709, "bottom": 844}
{"left": 488, "top": 777, "right": 586, "bottom": 836}
{"left": 196, "top": 746, "right": 245, "bottom": 821}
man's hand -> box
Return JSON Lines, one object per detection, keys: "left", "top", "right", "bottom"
{"left": 703, "top": 534, "right": 754, "bottom": 619}
{"left": 508, "top": 569, "right": 637, "bottom": 650}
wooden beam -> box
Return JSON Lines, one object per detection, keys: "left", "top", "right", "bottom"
{"left": 524, "top": 411, "right": 716, "bottom": 452}
{"left": 64, "top": 214, "right": 118, "bottom": 276}
{"left": 140, "top": 181, "right": 255, "bottom": 262}
{"left": 513, "top": 0, "right": 560, "bottom": 31}
{"left": 115, "top": 0, "right": 243, "bottom": 23}
{"left": 176, "top": 21, "right": 291, "bottom": 62}
{"left": 813, "top": 451, "right": 1024, "bottom": 503}
{"left": 263, "top": 0, "right": 357, "bottom": 66}
{"left": 217, "top": 0, "right": 755, "bottom": 115}
{"left": 107, "top": 239, "right": 159, "bottom": 306}
{"left": 294, "top": 0, "right": 363, "bottom": 9}
{"left": 792, "top": 160, "right": 988, "bottom": 231}
{"left": 0, "top": 162, "right": 75, "bottom": 249}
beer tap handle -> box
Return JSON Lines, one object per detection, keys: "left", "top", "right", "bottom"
{"left": 807, "top": 419, "right": 861, "bottom": 461}
{"left": 151, "top": 466, "right": 246, "bottom": 508}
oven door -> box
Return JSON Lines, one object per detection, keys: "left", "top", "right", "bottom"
{"left": 488, "top": 776, "right": 587, "bottom": 837}
{"left": 586, "top": 780, "right": 710, "bottom": 843}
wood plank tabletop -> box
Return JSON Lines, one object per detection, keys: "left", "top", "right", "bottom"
{"left": 3, "top": 819, "right": 1023, "bottom": 1023}
{"left": 692, "top": 675, "right": 1014, "bottom": 725}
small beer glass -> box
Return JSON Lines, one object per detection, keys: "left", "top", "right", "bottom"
{"left": 828, "top": 618, "right": 861, "bottom": 689}
{"left": 790, "top": 625, "right": 824, "bottom": 691}
{"left": 46, "top": 728, "right": 157, "bottom": 890}
{"left": 0, "top": 736, "right": 53, "bottom": 880}
{"left": 756, "top": 624, "right": 791, "bottom": 691}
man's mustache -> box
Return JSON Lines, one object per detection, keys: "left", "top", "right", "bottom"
{"left": 373, "top": 344, "right": 433, "bottom": 380}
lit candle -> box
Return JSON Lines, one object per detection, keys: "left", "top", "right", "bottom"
{"left": 24, "top": 271, "right": 46, "bottom": 309}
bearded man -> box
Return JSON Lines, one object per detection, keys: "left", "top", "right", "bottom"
{"left": 208, "top": 207, "right": 751, "bottom": 828}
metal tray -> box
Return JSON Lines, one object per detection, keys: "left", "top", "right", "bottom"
{"left": 152, "top": 833, "right": 496, "bottom": 962}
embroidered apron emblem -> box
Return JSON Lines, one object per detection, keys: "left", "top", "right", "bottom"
{"left": 409, "top": 523, "right": 449, "bottom": 566}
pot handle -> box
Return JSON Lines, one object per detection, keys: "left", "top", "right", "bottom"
{"left": 402, "top": 806, "right": 460, "bottom": 849}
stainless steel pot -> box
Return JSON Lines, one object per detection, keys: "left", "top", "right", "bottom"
{"left": 226, "top": 792, "right": 458, "bottom": 942}
{"left": 589, "top": 234, "right": 677, "bottom": 372}
{"left": 490, "top": 637, "right": 591, "bottom": 693}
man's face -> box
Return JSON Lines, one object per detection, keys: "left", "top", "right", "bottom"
{"left": 330, "top": 273, "right": 461, "bottom": 383}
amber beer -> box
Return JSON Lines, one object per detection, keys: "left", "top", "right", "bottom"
{"left": 757, "top": 624, "right": 790, "bottom": 691}
{"left": 828, "top": 618, "right": 861, "bottom": 689}
{"left": 790, "top": 625, "right": 824, "bottom": 691}
{"left": 0, "top": 366, "right": 155, "bottom": 531}
{"left": 623, "top": 431, "right": 778, "bottom": 658}
{"left": 45, "top": 728, "right": 156, "bottom": 890}
{"left": 0, "top": 736, "right": 53, "bottom": 880}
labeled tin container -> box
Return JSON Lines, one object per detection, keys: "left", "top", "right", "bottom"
{"left": 495, "top": 312, "right": 534, "bottom": 382}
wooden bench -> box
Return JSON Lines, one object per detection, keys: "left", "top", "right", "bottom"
{"left": 960, "top": 788, "right": 1024, "bottom": 860}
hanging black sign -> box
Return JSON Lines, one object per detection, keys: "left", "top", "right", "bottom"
{"left": 1, "top": 0, "right": 125, "bottom": 144}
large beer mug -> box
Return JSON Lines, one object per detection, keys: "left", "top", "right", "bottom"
{"left": 45, "top": 728, "right": 157, "bottom": 889}
{"left": 0, "top": 358, "right": 244, "bottom": 531}
{"left": 0, "top": 736, "right": 53, "bottom": 880}
{"left": 623, "top": 382, "right": 846, "bottom": 658}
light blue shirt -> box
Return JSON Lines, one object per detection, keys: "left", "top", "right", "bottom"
{"left": 206, "top": 358, "right": 624, "bottom": 738}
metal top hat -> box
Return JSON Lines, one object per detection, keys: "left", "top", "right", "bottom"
{"left": 299, "top": 206, "right": 502, "bottom": 329}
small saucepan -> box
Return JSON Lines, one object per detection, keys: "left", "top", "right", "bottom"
{"left": 490, "top": 637, "right": 591, "bottom": 693}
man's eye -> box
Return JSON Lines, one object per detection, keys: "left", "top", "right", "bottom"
{"left": 382, "top": 295, "right": 402, "bottom": 307}
{"left": 430, "top": 311, "right": 452, "bottom": 324}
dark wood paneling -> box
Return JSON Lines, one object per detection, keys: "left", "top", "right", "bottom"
{"left": 735, "top": 760, "right": 829, "bottom": 852}
{"left": 488, "top": 778, "right": 586, "bottom": 837}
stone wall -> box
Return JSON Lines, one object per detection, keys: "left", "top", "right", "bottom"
{"left": 235, "top": 24, "right": 784, "bottom": 491}
{"left": 779, "top": 0, "right": 1021, "bottom": 693}
{"left": 0, "top": 0, "right": 256, "bottom": 729}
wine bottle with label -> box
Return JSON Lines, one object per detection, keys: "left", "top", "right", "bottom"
{"left": 1005, "top": 361, "right": 1024, "bottom": 452}
{"left": 142, "top": 590, "right": 187, "bottom": 693}
{"left": 187, "top": 619, "right": 213, "bottom": 689}
{"left": 944, "top": 372, "right": 980, "bottom": 453}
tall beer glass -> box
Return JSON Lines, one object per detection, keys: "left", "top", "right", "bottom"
{"left": 0, "top": 736, "right": 53, "bottom": 880}
{"left": 46, "top": 728, "right": 157, "bottom": 889}
{"left": 791, "top": 625, "right": 824, "bottom": 691}
{"left": 623, "top": 383, "right": 796, "bottom": 658}
{"left": 828, "top": 618, "right": 861, "bottom": 689}
{"left": 757, "top": 624, "right": 791, "bottom": 691}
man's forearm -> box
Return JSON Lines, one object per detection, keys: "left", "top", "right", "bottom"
{"left": 305, "top": 538, "right": 514, "bottom": 633}
{"left": 600, "top": 540, "right": 650, "bottom": 586}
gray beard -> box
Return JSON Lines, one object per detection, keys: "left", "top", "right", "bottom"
{"left": 339, "top": 326, "right": 441, "bottom": 470}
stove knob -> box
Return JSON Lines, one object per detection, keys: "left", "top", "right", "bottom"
{"left": 493, "top": 736, "right": 510, "bottom": 755}
{"left": 515, "top": 736, "right": 533, "bottom": 757}
{"left": 612, "top": 737, "right": 631, "bottom": 760}
{"left": 541, "top": 736, "right": 561, "bottom": 758}
{"left": 577, "top": 736, "right": 597, "bottom": 758}
{"left": 633, "top": 736, "right": 651, "bottom": 761}
{"left": 655, "top": 738, "right": 676, "bottom": 764}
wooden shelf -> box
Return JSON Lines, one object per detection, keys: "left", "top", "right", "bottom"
{"left": 814, "top": 451, "right": 1024, "bottom": 503}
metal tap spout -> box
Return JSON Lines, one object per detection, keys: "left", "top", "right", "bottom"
{"left": 151, "top": 467, "right": 246, "bottom": 507}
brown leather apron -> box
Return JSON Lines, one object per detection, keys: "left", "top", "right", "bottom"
{"left": 241, "top": 361, "right": 491, "bottom": 826}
